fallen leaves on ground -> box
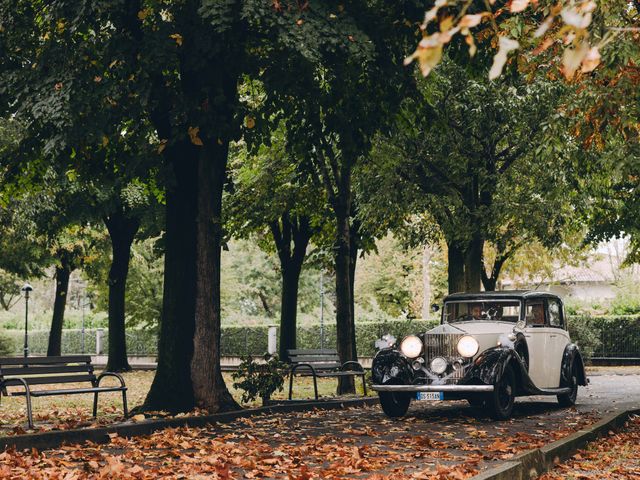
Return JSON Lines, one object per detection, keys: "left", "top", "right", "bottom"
{"left": 539, "top": 415, "right": 640, "bottom": 480}
{"left": 0, "top": 403, "right": 601, "bottom": 479}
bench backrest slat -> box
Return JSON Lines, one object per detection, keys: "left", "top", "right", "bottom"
{"left": 287, "top": 349, "right": 337, "bottom": 356}
{"left": 287, "top": 349, "right": 342, "bottom": 371}
{"left": 0, "top": 356, "right": 92, "bottom": 366}
{"left": 3, "top": 374, "right": 96, "bottom": 386}
{"left": 1, "top": 365, "right": 93, "bottom": 376}
{"left": 288, "top": 355, "right": 340, "bottom": 363}
{"left": 293, "top": 362, "right": 342, "bottom": 370}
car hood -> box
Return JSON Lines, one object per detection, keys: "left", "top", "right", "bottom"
{"left": 425, "top": 322, "right": 516, "bottom": 357}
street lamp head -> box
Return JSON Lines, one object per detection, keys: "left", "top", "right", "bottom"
{"left": 21, "top": 283, "right": 33, "bottom": 294}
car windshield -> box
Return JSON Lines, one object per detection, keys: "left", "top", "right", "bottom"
{"left": 443, "top": 300, "right": 522, "bottom": 323}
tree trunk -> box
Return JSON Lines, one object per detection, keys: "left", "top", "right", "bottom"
{"left": 104, "top": 210, "right": 140, "bottom": 372}
{"left": 447, "top": 242, "right": 466, "bottom": 294}
{"left": 47, "top": 257, "right": 72, "bottom": 356}
{"left": 190, "top": 141, "right": 239, "bottom": 412}
{"left": 142, "top": 141, "right": 198, "bottom": 413}
{"left": 464, "top": 234, "right": 484, "bottom": 292}
{"left": 349, "top": 216, "right": 359, "bottom": 330}
{"left": 421, "top": 245, "right": 434, "bottom": 318}
{"left": 335, "top": 207, "right": 356, "bottom": 394}
{"left": 273, "top": 215, "right": 311, "bottom": 361}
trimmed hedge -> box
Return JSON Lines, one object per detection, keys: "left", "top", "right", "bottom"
{"left": 2, "top": 315, "right": 638, "bottom": 360}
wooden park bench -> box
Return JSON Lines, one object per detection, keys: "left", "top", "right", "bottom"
{"left": 0, "top": 355, "right": 128, "bottom": 429}
{"left": 287, "top": 349, "right": 367, "bottom": 400}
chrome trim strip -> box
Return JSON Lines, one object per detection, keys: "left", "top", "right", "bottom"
{"left": 372, "top": 384, "right": 494, "bottom": 392}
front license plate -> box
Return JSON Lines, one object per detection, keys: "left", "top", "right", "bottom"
{"left": 416, "top": 392, "right": 444, "bottom": 401}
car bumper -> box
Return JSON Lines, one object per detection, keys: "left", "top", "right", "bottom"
{"left": 371, "top": 384, "right": 494, "bottom": 392}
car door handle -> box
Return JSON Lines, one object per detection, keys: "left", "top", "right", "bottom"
{"left": 549, "top": 334, "right": 557, "bottom": 338}
{"left": 524, "top": 334, "right": 531, "bottom": 338}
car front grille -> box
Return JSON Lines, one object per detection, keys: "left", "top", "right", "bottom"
{"left": 423, "top": 333, "right": 463, "bottom": 359}
{"left": 423, "top": 333, "right": 466, "bottom": 383}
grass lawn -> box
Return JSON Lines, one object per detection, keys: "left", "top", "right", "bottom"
{"left": 0, "top": 370, "right": 370, "bottom": 434}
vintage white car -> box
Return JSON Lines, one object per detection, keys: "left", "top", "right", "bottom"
{"left": 371, "top": 291, "right": 588, "bottom": 419}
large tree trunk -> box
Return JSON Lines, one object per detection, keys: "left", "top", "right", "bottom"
{"left": 464, "top": 234, "right": 484, "bottom": 292}
{"left": 272, "top": 214, "right": 311, "bottom": 361}
{"left": 335, "top": 206, "right": 356, "bottom": 394}
{"left": 190, "top": 141, "right": 239, "bottom": 412}
{"left": 47, "top": 256, "right": 72, "bottom": 356}
{"left": 447, "top": 242, "right": 466, "bottom": 294}
{"left": 349, "top": 216, "right": 359, "bottom": 329}
{"left": 141, "top": 141, "right": 198, "bottom": 413}
{"left": 104, "top": 210, "right": 140, "bottom": 372}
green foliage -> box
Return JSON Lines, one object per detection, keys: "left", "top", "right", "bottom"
{"left": 0, "top": 330, "right": 15, "bottom": 355}
{"left": 0, "top": 270, "right": 21, "bottom": 311}
{"left": 566, "top": 316, "right": 601, "bottom": 361}
{"left": 125, "top": 239, "right": 164, "bottom": 330}
{"left": 231, "top": 354, "right": 289, "bottom": 404}
{"left": 362, "top": 57, "right": 581, "bottom": 290}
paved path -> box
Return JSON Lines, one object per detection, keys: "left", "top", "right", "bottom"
{"left": 1, "top": 375, "right": 639, "bottom": 479}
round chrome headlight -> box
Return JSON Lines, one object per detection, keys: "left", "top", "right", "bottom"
{"left": 457, "top": 335, "right": 479, "bottom": 358}
{"left": 430, "top": 356, "right": 448, "bottom": 374}
{"left": 400, "top": 335, "right": 423, "bottom": 359}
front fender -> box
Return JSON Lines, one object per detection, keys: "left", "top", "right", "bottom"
{"left": 371, "top": 348, "right": 414, "bottom": 385}
{"left": 561, "top": 344, "right": 588, "bottom": 386}
{"left": 460, "top": 347, "right": 535, "bottom": 393}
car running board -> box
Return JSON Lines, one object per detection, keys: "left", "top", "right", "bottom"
{"left": 532, "top": 386, "right": 572, "bottom": 395}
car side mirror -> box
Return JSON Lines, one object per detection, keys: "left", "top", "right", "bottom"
{"left": 430, "top": 304, "right": 440, "bottom": 313}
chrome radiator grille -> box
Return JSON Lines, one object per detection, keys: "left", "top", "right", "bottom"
{"left": 423, "top": 333, "right": 466, "bottom": 383}
{"left": 423, "top": 333, "right": 463, "bottom": 360}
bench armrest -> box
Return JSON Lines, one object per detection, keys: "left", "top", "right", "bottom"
{"left": 341, "top": 361, "right": 364, "bottom": 372}
{"left": 96, "top": 372, "right": 126, "bottom": 388}
{"left": 291, "top": 363, "right": 318, "bottom": 376}
{"left": 0, "top": 376, "right": 30, "bottom": 392}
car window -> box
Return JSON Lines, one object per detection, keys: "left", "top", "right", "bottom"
{"left": 548, "top": 300, "right": 563, "bottom": 327}
{"left": 444, "top": 301, "right": 521, "bottom": 323}
{"left": 525, "top": 301, "right": 545, "bottom": 327}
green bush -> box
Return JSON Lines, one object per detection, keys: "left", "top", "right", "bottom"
{"left": 0, "top": 331, "right": 15, "bottom": 355}
{"left": 0, "top": 315, "right": 637, "bottom": 360}
{"left": 232, "top": 354, "right": 288, "bottom": 404}
{"left": 566, "top": 316, "right": 601, "bottom": 360}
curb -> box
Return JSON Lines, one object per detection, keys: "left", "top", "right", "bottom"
{"left": 1, "top": 396, "right": 379, "bottom": 452}
{"left": 471, "top": 407, "right": 640, "bottom": 480}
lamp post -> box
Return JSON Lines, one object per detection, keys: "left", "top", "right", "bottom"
{"left": 21, "top": 283, "right": 33, "bottom": 358}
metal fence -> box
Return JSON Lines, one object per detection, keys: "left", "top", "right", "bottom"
{"left": 592, "top": 325, "right": 640, "bottom": 360}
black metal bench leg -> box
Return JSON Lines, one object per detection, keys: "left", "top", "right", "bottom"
{"left": 93, "top": 391, "right": 99, "bottom": 417}
{"left": 25, "top": 388, "right": 34, "bottom": 430}
{"left": 362, "top": 374, "right": 367, "bottom": 396}
{"left": 313, "top": 374, "right": 319, "bottom": 400}
{"left": 122, "top": 390, "right": 129, "bottom": 418}
{"left": 288, "top": 372, "right": 294, "bottom": 400}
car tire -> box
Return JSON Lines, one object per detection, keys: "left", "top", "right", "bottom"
{"left": 486, "top": 366, "right": 516, "bottom": 420}
{"left": 557, "top": 362, "right": 578, "bottom": 407}
{"left": 378, "top": 391, "right": 412, "bottom": 418}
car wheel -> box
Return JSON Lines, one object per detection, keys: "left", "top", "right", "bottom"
{"left": 487, "top": 366, "right": 515, "bottom": 420}
{"left": 378, "top": 391, "right": 412, "bottom": 417}
{"left": 557, "top": 362, "right": 578, "bottom": 407}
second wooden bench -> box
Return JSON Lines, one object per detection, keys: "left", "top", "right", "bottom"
{"left": 287, "top": 349, "right": 367, "bottom": 400}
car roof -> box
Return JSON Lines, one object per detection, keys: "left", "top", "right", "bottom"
{"left": 443, "top": 290, "right": 561, "bottom": 302}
